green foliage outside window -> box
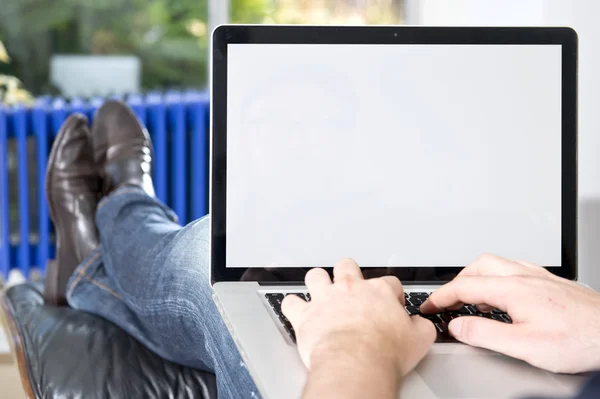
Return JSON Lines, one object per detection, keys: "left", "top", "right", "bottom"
{"left": 0, "top": 0, "right": 402, "bottom": 96}
{"left": 0, "top": 0, "right": 213, "bottom": 94}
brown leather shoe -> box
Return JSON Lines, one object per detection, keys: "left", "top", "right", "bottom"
{"left": 91, "top": 100, "right": 155, "bottom": 196}
{"left": 44, "top": 114, "right": 101, "bottom": 306}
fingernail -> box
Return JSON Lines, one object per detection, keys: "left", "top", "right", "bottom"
{"left": 449, "top": 319, "right": 463, "bottom": 338}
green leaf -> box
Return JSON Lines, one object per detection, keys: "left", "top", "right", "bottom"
{"left": 231, "top": 0, "right": 271, "bottom": 23}
{"left": 17, "top": 4, "right": 74, "bottom": 34}
{"left": 143, "top": 37, "right": 205, "bottom": 62}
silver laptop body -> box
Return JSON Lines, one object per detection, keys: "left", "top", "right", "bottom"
{"left": 209, "top": 25, "right": 583, "bottom": 398}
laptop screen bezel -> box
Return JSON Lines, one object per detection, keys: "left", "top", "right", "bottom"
{"left": 210, "top": 25, "right": 578, "bottom": 285}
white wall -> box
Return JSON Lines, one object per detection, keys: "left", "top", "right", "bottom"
{"left": 405, "top": 0, "right": 544, "bottom": 26}
{"left": 405, "top": 0, "right": 600, "bottom": 289}
{"left": 50, "top": 56, "right": 140, "bottom": 97}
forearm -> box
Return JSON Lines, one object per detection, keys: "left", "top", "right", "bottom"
{"left": 303, "top": 337, "right": 402, "bottom": 399}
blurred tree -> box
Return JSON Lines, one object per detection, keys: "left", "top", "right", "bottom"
{"left": 232, "top": 0, "right": 271, "bottom": 23}
{"left": 0, "top": 0, "right": 213, "bottom": 95}
{"left": 0, "top": 0, "right": 403, "bottom": 96}
{"left": 0, "top": 39, "right": 34, "bottom": 105}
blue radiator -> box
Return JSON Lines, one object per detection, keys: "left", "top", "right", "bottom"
{"left": 0, "top": 91, "right": 210, "bottom": 279}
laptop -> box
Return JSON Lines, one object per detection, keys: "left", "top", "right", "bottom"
{"left": 210, "top": 25, "right": 583, "bottom": 398}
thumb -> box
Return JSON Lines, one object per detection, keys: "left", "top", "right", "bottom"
{"left": 412, "top": 315, "right": 437, "bottom": 346}
{"left": 401, "top": 316, "right": 436, "bottom": 374}
{"left": 449, "top": 317, "right": 531, "bottom": 360}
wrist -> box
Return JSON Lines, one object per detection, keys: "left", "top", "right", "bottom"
{"left": 313, "top": 332, "right": 399, "bottom": 365}
{"left": 309, "top": 332, "right": 403, "bottom": 390}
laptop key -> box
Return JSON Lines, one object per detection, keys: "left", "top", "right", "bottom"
{"left": 436, "top": 331, "right": 456, "bottom": 343}
{"left": 458, "top": 305, "right": 474, "bottom": 315}
{"left": 405, "top": 305, "right": 421, "bottom": 315}
{"left": 271, "top": 297, "right": 282, "bottom": 307}
{"left": 270, "top": 291, "right": 470, "bottom": 344}
{"left": 289, "top": 293, "right": 307, "bottom": 301}
{"left": 265, "top": 293, "right": 285, "bottom": 308}
{"left": 288, "top": 330, "right": 296, "bottom": 344}
{"left": 266, "top": 295, "right": 280, "bottom": 307}
{"left": 269, "top": 302, "right": 281, "bottom": 312}
{"left": 265, "top": 293, "right": 278, "bottom": 301}
{"left": 439, "top": 313, "right": 453, "bottom": 323}
{"left": 409, "top": 297, "right": 425, "bottom": 306}
{"left": 490, "top": 314, "right": 506, "bottom": 322}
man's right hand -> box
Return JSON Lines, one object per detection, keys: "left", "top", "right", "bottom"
{"left": 421, "top": 254, "right": 600, "bottom": 374}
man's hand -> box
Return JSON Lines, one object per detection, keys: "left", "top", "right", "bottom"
{"left": 422, "top": 254, "right": 600, "bottom": 374}
{"left": 282, "top": 259, "right": 435, "bottom": 399}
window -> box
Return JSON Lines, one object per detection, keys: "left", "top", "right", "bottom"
{"left": 0, "top": 1, "right": 209, "bottom": 96}
{"left": 0, "top": 1, "right": 404, "bottom": 97}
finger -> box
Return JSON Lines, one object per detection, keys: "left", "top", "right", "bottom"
{"left": 514, "top": 259, "right": 556, "bottom": 280}
{"left": 459, "top": 253, "right": 517, "bottom": 277}
{"left": 305, "top": 268, "right": 332, "bottom": 299}
{"left": 369, "top": 276, "right": 405, "bottom": 305}
{"left": 449, "top": 317, "right": 532, "bottom": 361}
{"left": 333, "top": 258, "right": 363, "bottom": 282}
{"left": 382, "top": 275, "right": 404, "bottom": 301}
{"left": 514, "top": 259, "right": 545, "bottom": 270}
{"left": 476, "top": 304, "right": 494, "bottom": 313}
{"left": 281, "top": 294, "right": 308, "bottom": 326}
{"left": 424, "top": 289, "right": 462, "bottom": 312}
{"left": 460, "top": 254, "right": 546, "bottom": 278}
{"left": 421, "top": 276, "right": 521, "bottom": 314}
{"left": 400, "top": 316, "right": 436, "bottom": 374}
{"left": 440, "top": 302, "right": 464, "bottom": 312}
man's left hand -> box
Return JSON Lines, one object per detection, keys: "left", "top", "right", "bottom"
{"left": 282, "top": 259, "right": 436, "bottom": 375}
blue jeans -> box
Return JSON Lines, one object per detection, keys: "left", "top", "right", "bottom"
{"left": 66, "top": 187, "right": 259, "bottom": 399}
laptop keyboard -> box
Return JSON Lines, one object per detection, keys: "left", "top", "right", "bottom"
{"left": 265, "top": 292, "right": 511, "bottom": 344}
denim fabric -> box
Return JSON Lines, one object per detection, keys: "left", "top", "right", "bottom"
{"left": 66, "top": 187, "right": 260, "bottom": 399}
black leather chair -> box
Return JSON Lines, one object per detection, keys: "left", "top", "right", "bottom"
{"left": 1, "top": 282, "right": 218, "bottom": 399}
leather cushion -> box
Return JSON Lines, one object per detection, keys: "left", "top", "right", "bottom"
{"left": 1, "top": 282, "right": 217, "bottom": 399}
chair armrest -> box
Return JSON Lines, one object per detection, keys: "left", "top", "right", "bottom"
{"left": 1, "top": 283, "right": 217, "bottom": 399}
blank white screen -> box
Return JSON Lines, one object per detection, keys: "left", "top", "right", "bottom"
{"left": 225, "top": 44, "right": 562, "bottom": 268}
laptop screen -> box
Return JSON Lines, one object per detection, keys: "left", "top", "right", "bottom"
{"left": 225, "top": 43, "right": 562, "bottom": 269}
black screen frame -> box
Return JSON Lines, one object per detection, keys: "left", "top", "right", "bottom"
{"left": 210, "top": 25, "right": 578, "bottom": 285}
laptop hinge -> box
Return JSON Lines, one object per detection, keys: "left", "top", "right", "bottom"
{"left": 257, "top": 280, "right": 450, "bottom": 286}
{"left": 257, "top": 281, "right": 304, "bottom": 286}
